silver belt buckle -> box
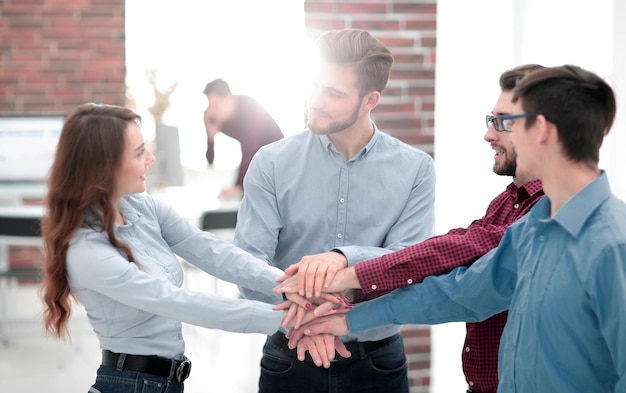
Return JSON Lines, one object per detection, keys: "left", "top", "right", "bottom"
{"left": 175, "top": 360, "right": 192, "bottom": 383}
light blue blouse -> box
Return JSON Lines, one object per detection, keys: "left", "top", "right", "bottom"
{"left": 234, "top": 125, "right": 436, "bottom": 341}
{"left": 66, "top": 193, "right": 284, "bottom": 360}
{"left": 347, "top": 171, "right": 626, "bottom": 392}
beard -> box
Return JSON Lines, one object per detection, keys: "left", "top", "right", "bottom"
{"left": 494, "top": 148, "right": 517, "bottom": 177}
{"left": 307, "top": 103, "right": 360, "bottom": 135}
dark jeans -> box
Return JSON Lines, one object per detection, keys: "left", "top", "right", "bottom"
{"left": 88, "top": 365, "right": 184, "bottom": 393}
{"left": 259, "top": 334, "right": 409, "bottom": 393}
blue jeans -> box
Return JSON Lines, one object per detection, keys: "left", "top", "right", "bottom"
{"left": 259, "top": 334, "right": 409, "bottom": 393}
{"left": 88, "top": 365, "right": 184, "bottom": 393}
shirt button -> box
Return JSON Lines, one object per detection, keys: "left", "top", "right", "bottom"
{"left": 339, "top": 198, "right": 345, "bottom": 204}
{"left": 539, "top": 235, "right": 545, "bottom": 242}
{"left": 469, "top": 381, "right": 474, "bottom": 386}
{"left": 465, "top": 346, "right": 470, "bottom": 352}
{"left": 337, "top": 233, "right": 343, "bottom": 239}
{"left": 407, "top": 279, "right": 413, "bottom": 284}
{"left": 514, "top": 203, "right": 520, "bottom": 209}
{"left": 371, "top": 284, "right": 377, "bottom": 290}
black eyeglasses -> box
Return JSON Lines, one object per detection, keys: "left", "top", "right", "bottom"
{"left": 486, "top": 113, "right": 540, "bottom": 132}
{"left": 485, "top": 115, "right": 506, "bottom": 132}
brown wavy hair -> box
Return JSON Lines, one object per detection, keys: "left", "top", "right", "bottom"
{"left": 40, "top": 103, "right": 141, "bottom": 340}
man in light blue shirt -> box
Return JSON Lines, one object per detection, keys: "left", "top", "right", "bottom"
{"left": 295, "top": 65, "right": 626, "bottom": 392}
{"left": 233, "top": 29, "right": 435, "bottom": 393}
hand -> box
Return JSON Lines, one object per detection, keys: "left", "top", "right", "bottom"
{"left": 287, "top": 314, "right": 350, "bottom": 348}
{"left": 274, "top": 292, "right": 351, "bottom": 329}
{"left": 203, "top": 109, "right": 219, "bottom": 140}
{"left": 273, "top": 292, "right": 313, "bottom": 329}
{"left": 275, "top": 266, "right": 360, "bottom": 297}
{"left": 292, "top": 334, "right": 351, "bottom": 368}
{"left": 218, "top": 185, "right": 243, "bottom": 200}
{"left": 275, "top": 252, "right": 348, "bottom": 299}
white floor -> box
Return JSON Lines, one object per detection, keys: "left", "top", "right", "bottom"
{"left": 0, "top": 269, "right": 266, "bottom": 393}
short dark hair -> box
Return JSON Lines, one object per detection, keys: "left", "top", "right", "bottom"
{"left": 203, "top": 78, "right": 231, "bottom": 96}
{"left": 513, "top": 65, "right": 616, "bottom": 164}
{"left": 314, "top": 28, "right": 393, "bottom": 95}
{"left": 499, "top": 64, "right": 545, "bottom": 91}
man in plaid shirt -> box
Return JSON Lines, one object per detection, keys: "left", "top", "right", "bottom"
{"left": 276, "top": 64, "right": 545, "bottom": 393}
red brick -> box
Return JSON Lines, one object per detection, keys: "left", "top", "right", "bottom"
{"left": 391, "top": 69, "right": 436, "bottom": 83}
{"left": 49, "top": 0, "right": 88, "bottom": 6}
{"left": 351, "top": 19, "right": 401, "bottom": 31}
{"left": 422, "top": 36, "right": 437, "bottom": 48}
{"left": 406, "top": 19, "right": 437, "bottom": 31}
{"left": 392, "top": 53, "right": 426, "bottom": 65}
{"left": 376, "top": 102, "right": 415, "bottom": 113}
{"left": 408, "top": 85, "right": 435, "bottom": 97}
{"left": 338, "top": 3, "right": 387, "bottom": 14}
{"left": 420, "top": 99, "right": 435, "bottom": 112}
{"left": 382, "top": 86, "right": 403, "bottom": 96}
{"left": 378, "top": 36, "right": 417, "bottom": 48}
{"left": 304, "top": 2, "right": 334, "bottom": 13}
{"left": 393, "top": 3, "right": 437, "bottom": 14}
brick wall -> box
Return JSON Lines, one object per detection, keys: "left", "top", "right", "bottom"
{"left": 304, "top": 1, "right": 437, "bottom": 392}
{"left": 0, "top": 0, "right": 126, "bottom": 115}
{"left": 0, "top": 0, "right": 126, "bottom": 298}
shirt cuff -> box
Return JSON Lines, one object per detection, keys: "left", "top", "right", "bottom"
{"left": 346, "top": 299, "right": 393, "bottom": 333}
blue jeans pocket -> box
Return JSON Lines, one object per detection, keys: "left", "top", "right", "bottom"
{"left": 367, "top": 337, "right": 408, "bottom": 375}
{"left": 260, "top": 343, "right": 294, "bottom": 376}
{"left": 91, "top": 365, "right": 174, "bottom": 393}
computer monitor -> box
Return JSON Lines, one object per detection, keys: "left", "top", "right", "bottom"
{"left": 0, "top": 115, "right": 64, "bottom": 182}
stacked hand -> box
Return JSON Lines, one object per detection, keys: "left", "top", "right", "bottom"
{"left": 271, "top": 251, "right": 360, "bottom": 368}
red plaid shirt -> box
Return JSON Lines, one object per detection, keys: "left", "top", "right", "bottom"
{"left": 354, "top": 180, "right": 544, "bottom": 393}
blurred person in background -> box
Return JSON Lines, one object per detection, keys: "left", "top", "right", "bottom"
{"left": 203, "top": 78, "right": 283, "bottom": 199}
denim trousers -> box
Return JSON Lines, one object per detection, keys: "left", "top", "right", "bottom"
{"left": 87, "top": 365, "right": 184, "bottom": 393}
{"left": 259, "top": 334, "right": 409, "bottom": 393}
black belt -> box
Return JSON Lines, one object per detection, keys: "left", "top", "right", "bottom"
{"left": 267, "top": 331, "right": 400, "bottom": 364}
{"left": 101, "top": 350, "right": 191, "bottom": 383}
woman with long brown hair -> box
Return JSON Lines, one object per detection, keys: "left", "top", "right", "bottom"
{"left": 39, "top": 103, "right": 294, "bottom": 392}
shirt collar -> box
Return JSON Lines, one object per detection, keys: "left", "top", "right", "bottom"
{"left": 505, "top": 179, "right": 543, "bottom": 201}
{"left": 82, "top": 195, "right": 142, "bottom": 229}
{"left": 318, "top": 122, "right": 381, "bottom": 159}
{"left": 519, "top": 179, "right": 544, "bottom": 198}
{"left": 532, "top": 171, "right": 611, "bottom": 237}
{"left": 118, "top": 195, "right": 141, "bottom": 226}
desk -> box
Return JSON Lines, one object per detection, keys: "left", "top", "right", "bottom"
{"left": 0, "top": 205, "right": 44, "bottom": 273}
{"left": 0, "top": 205, "right": 45, "bottom": 345}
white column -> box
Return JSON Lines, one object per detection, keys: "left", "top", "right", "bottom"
{"left": 605, "top": 0, "right": 626, "bottom": 200}
{"left": 432, "top": 1, "right": 617, "bottom": 392}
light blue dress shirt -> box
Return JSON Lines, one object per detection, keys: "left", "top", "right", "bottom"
{"left": 234, "top": 125, "right": 436, "bottom": 341}
{"left": 347, "top": 171, "right": 626, "bottom": 392}
{"left": 66, "top": 193, "right": 284, "bottom": 360}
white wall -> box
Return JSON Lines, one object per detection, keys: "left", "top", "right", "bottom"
{"left": 432, "top": 1, "right": 624, "bottom": 392}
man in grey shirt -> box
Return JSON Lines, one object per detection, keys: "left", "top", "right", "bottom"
{"left": 233, "top": 28, "right": 435, "bottom": 393}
